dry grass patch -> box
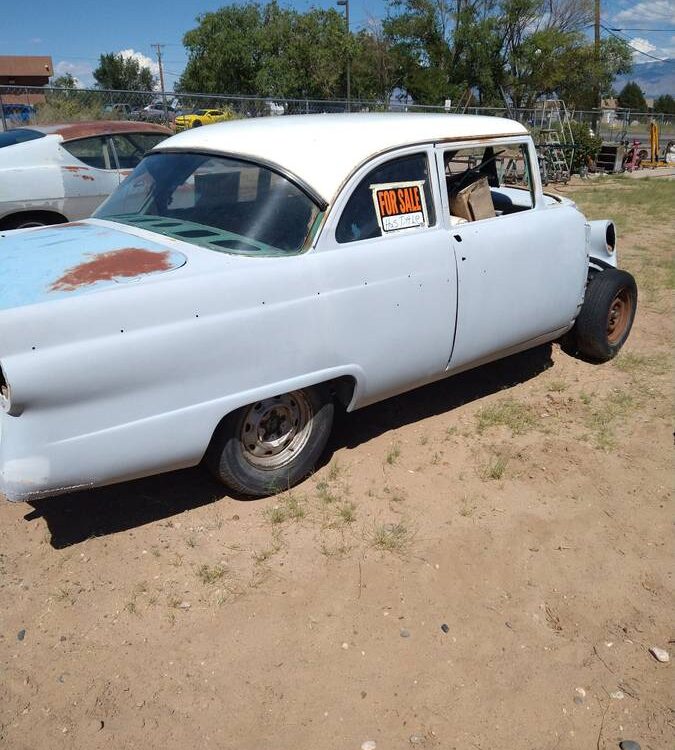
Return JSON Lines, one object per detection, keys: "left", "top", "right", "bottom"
{"left": 582, "top": 389, "right": 636, "bottom": 450}
{"left": 264, "top": 492, "right": 306, "bottom": 524}
{"left": 337, "top": 502, "right": 357, "bottom": 524}
{"left": 371, "top": 521, "right": 413, "bottom": 553}
{"left": 196, "top": 563, "right": 227, "bottom": 585}
{"left": 385, "top": 442, "right": 401, "bottom": 465}
{"left": 476, "top": 398, "right": 539, "bottom": 436}
{"left": 481, "top": 453, "right": 509, "bottom": 481}
{"left": 614, "top": 351, "right": 670, "bottom": 377}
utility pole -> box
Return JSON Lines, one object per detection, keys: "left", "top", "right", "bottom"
{"left": 0, "top": 87, "right": 7, "bottom": 132}
{"left": 151, "top": 43, "right": 168, "bottom": 125}
{"left": 593, "top": 0, "right": 601, "bottom": 130}
{"left": 337, "top": 0, "right": 350, "bottom": 112}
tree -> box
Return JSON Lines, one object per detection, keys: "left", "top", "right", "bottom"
{"left": 653, "top": 94, "right": 675, "bottom": 115}
{"left": 178, "top": 2, "right": 351, "bottom": 99}
{"left": 351, "top": 28, "right": 402, "bottom": 101}
{"left": 557, "top": 37, "right": 632, "bottom": 110}
{"left": 382, "top": 0, "right": 629, "bottom": 107}
{"left": 52, "top": 72, "right": 77, "bottom": 89}
{"left": 93, "top": 53, "right": 155, "bottom": 91}
{"left": 617, "top": 81, "right": 647, "bottom": 111}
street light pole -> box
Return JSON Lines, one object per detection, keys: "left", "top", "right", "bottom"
{"left": 337, "top": 0, "right": 350, "bottom": 112}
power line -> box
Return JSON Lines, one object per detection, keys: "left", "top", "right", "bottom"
{"left": 601, "top": 24, "right": 669, "bottom": 62}
{"left": 610, "top": 27, "right": 675, "bottom": 32}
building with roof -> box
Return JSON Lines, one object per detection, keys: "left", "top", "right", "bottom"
{"left": 0, "top": 56, "right": 53, "bottom": 104}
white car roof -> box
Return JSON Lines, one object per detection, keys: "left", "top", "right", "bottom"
{"left": 154, "top": 113, "right": 528, "bottom": 204}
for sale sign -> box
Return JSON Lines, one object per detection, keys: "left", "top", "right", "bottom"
{"left": 370, "top": 180, "right": 429, "bottom": 233}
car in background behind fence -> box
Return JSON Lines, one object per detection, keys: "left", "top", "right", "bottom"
{"left": 174, "top": 108, "right": 236, "bottom": 131}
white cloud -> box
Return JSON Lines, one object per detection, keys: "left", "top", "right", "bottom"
{"left": 53, "top": 59, "right": 93, "bottom": 88}
{"left": 630, "top": 36, "right": 658, "bottom": 63}
{"left": 117, "top": 49, "right": 160, "bottom": 80}
{"left": 621, "top": 34, "right": 675, "bottom": 63}
{"left": 615, "top": 0, "right": 675, "bottom": 24}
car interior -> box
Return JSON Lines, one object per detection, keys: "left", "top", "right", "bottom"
{"left": 444, "top": 144, "right": 534, "bottom": 223}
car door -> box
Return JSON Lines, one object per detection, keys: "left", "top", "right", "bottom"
{"left": 59, "top": 135, "right": 120, "bottom": 219}
{"left": 314, "top": 147, "right": 457, "bottom": 407}
{"left": 435, "top": 137, "right": 587, "bottom": 372}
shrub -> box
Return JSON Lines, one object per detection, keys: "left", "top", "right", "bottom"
{"left": 569, "top": 120, "right": 602, "bottom": 173}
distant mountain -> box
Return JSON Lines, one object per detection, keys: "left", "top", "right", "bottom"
{"left": 614, "top": 59, "right": 675, "bottom": 98}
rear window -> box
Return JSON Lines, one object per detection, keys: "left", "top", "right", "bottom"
{"left": 96, "top": 152, "right": 322, "bottom": 257}
{"left": 0, "top": 129, "right": 45, "bottom": 149}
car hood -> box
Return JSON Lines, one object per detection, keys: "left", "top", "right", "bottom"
{"left": 0, "top": 220, "right": 187, "bottom": 312}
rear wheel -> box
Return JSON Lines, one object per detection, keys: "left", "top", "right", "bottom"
{"left": 568, "top": 268, "right": 637, "bottom": 362}
{"left": 206, "top": 386, "right": 334, "bottom": 497}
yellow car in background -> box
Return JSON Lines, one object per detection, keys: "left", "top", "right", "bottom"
{"left": 174, "top": 108, "right": 235, "bottom": 132}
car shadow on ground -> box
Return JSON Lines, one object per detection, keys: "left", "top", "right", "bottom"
{"left": 25, "top": 344, "right": 553, "bottom": 548}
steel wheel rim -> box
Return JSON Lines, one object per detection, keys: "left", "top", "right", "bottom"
{"left": 607, "top": 288, "right": 631, "bottom": 344}
{"left": 240, "top": 391, "right": 313, "bottom": 470}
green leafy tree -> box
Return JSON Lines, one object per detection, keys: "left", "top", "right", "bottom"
{"left": 93, "top": 53, "right": 155, "bottom": 91}
{"left": 178, "top": 2, "right": 351, "bottom": 99}
{"left": 556, "top": 37, "right": 632, "bottom": 110}
{"left": 52, "top": 72, "right": 77, "bottom": 89}
{"left": 653, "top": 94, "right": 675, "bottom": 115}
{"left": 382, "top": 0, "right": 628, "bottom": 107}
{"left": 617, "top": 81, "right": 647, "bottom": 110}
{"left": 382, "top": 0, "right": 456, "bottom": 104}
{"left": 179, "top": 4, "right": 265, "bottom": 95}
{"left": 351, "top": 28, "right": 402, "bottom": 101}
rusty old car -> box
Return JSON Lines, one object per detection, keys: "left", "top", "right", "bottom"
{"left": 0, "top": 121, "right": 172, "bottom": 229}
{"left": 0, "top": 113, "right": 637, "bottom": 501}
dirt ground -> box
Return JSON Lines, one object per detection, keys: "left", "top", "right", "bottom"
{"left": 1, "top": 177, "right": 673, "bottom": 750}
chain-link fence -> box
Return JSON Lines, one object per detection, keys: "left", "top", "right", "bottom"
{"left": 1, "top": 85, "right": 673, "bottom": 143}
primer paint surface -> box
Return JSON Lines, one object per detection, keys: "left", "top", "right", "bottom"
{"left": 0, "top": 222, "right": 186, "bottom": 310}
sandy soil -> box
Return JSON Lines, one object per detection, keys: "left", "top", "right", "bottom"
{"left": 1, "top": 179, "right": 673, "bottom": 750}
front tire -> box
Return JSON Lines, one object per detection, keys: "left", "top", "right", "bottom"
{"left": 192, "top": 120, "right": 202, "bottom": 128}
{"left": 568, "top": 268, "right": 637, "bottom": 362}
{"left": 206, "top": 386, "right": 334, "bottom": 497}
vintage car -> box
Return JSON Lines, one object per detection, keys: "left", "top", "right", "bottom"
{"left": 173, "top": 108, "right": 235, "bottom": 132}
{"left": 0, "top": 113, "right": 637, "bottom": 502}
{"left": 0, "top": 121, "right": 172, "bottom": 229}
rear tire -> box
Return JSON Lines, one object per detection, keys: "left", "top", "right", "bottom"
{"left": 568, "top": 268, "right": 637, "bottom": 362}
{"left": 206, "top": 386, "right": 334, "bottom": 497}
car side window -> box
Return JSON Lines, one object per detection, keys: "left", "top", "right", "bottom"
{"left": 443, "top": 142, "right": 534, "bottom": 224}
{"left": 336, "top": 153, "right": 436, "bottom": 244}
{"left": 110, "top": 134, "right": 166, "bottom": 169}
{"left": 62, "top": 136, "right": 113, "bottom": 170}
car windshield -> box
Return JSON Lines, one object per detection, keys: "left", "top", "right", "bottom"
{"left": 192, "top": 109, "right": 208, "bottom": 115}
{"left": 0, "top": 129, "right": 45, "bottom": 148}
{"left": 95, "top": 152, "right": 322, "bottom": 256}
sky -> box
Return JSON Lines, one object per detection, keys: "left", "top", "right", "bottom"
{"left": 2, "top": 0, "right": 674, "bottom": 91}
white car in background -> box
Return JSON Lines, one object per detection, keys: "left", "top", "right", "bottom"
{"left": 0, "top": 121, "right": 172, "bottom": 229}
{"left": 0, "top": 113, "right": 637, "bottom": 502}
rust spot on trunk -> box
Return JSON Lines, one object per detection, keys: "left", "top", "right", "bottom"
{"left": 50, "top": 248, "right": 173, "bottom": 291}
{"left": 63, "top": 166, "right": 88, "bottom": 172}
